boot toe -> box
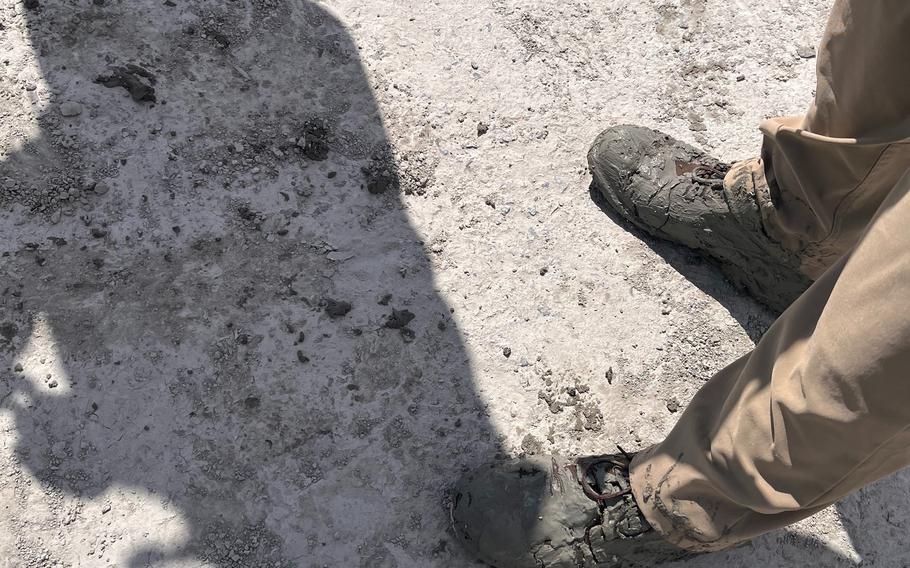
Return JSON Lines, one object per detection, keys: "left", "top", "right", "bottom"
{"left": 451, "top": 457, "right": 600, "bottom": 568}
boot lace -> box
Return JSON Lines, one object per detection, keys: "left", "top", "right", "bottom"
{"left": 691, "top": 163, "right": 729, "bottom": 190}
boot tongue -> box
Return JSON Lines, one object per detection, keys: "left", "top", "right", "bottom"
{"left": 588, "top": 461, "right": 631, "bottom": 497}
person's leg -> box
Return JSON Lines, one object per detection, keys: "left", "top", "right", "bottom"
{"left": 632, "top": 5, "right": 910, "bottom": 530}
{"left": 630, "top": 165, "right": 910, "bottom": 551}
{"left": 760, "top": 0, "right": 910, "bottom": 279}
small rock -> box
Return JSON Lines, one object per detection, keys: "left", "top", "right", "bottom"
{"left": 101, "top": 504, "right": 111, "bottom": 514}
{"left": 667, "top": 398, "right": 680, "bottom": 413}
{"left": 296, "top": 350, "right": 310, "bottom": 364}
{"left": 59, "top": 102, "right": 83, "bottom": 117}
{"left": 90, "top": 227, "right": 108, "bottom": 238}
{"left": 539, "top": 267, "right": 548, "bottom": 276}
{"left": 521, "top": 434, "right": 542, "bottom": 455}
{"left": 324, "top": 298, "right": 352, "bottom": 318}
{"left": 687, "top": 113, "right": 707, "bottom": 132}
{"left": 384, "top": 309, "right": 415, "bottom": 330}
{"left": 48, "top": 379, "right": 58, "bottom": 388}
{"left": 477, "top": 122, "right": 489, "bottom": 136}
{"left": 13, "top": 363, "right": 23, "bottom": 372}
{"left": 605, "top": 367, "right": 614, "bottom": 385}
{"left": 49, "top": 210, "right": 61, "bottom": 224}
{"left": 797, "top": 45, "right": 817, "bottom": 59}
{"left": 95, "top": 65, "right": 157, "bottom": 102}
{"left": 94, "top": 181, "right": 110, "bottom": 195}
{"left": 503, "top": 347, "right": 512, "bottom": 358}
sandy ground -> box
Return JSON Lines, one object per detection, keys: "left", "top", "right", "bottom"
{"left": 1, "top": 0, "right": 908, "bottom": 566}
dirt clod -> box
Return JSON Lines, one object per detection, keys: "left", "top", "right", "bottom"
{"left": 95, "top": 65, "right": 157, "bottom": 102}
{"left": 324, "top": 299, "right": 352, "bottom": 318}
{"left": 384, "top": 309, "right": 415, "bottom": 329}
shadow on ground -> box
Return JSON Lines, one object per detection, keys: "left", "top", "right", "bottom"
{"left": 588, "top": 184, "right": 775, "bottom": 343}
{"left": 0, "top": 1, "right": 498, "bottom": 565}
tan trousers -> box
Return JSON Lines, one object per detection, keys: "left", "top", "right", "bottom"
{"left": 629, "top": 0, "right": 910, "bottom": 552}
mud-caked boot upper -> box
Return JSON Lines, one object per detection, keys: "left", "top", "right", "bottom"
{"left": 451, "top": 453, "right": 692, "bottom": 567}
{"left": 587, "top": 125, "right": 812, "bottom": 312}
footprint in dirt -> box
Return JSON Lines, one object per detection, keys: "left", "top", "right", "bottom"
{"left": 0, "top": 1, "right": 498, "bottom": 566}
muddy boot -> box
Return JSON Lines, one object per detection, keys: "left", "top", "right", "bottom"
{"left": 588, "top": 125, "right": 812, "bottom": 312}
{"left": 451, "top": 453, "right": 695, "bottom": 567}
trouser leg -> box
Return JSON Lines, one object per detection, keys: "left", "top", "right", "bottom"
{"left": 630, "top": 166, "right": 910, "bottom": 551}
{"left": 758, "top": 0, "right": 910, "bottom": 279}
{"left": 627, "top": 2, "right": 910, "bottom": 549}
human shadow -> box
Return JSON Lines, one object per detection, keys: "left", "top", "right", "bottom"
{"left": 0, "top": 1, "right": 498, "bottom": 566}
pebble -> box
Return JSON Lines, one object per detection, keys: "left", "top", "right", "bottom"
{"left": 667, "top": 398, "right": 680, "bottom": 413}
{"left": 797, "top": 45, "right": 817, "bottom": 59}
{"left": 384, "top": 309, "right": 415, "bottom": 330}
{"left": 477, "top": 122, "right": 489, "bottom": 136}
{"left": 94, "top": 181, "right": 110, "bottom": 195}
{"left": 48, "top": 379, "right": 58, "bottom": 388}
{"left": 101, "top": 504, "right": 111, "bottom": 514}
{"left": 502, "top": 347, "right": 512, "bottom": 358}
{"left": 323, "top": 299, "right": 352, "bottom": 318}
{"left": 13, "top": 363, "right": 23, "bottom": 372}
{"left": 59, "top": 102, "right": 83, "bottom": 117}
{"left": 688, "top": 113, "right": 707, "bottom": 132}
